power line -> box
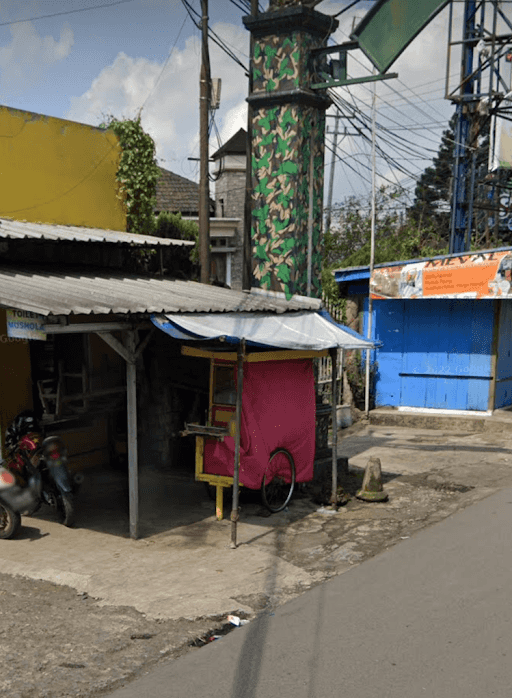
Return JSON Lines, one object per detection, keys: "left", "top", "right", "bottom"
{"left": 137, "top": 13, "right": 189, "bottom": 115}
{"left": 181, "top": 0, "right": 248, "bottom": 73}
{"left": 328, "top": 93, "right": 432, "bottom": 193}
{"left": 0, "top": 0, "right": 136, "bottom": 27}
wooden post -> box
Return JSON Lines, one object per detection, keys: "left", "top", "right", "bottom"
{"left": 230, "top": 339, "right": 245, "bottom": 549}
{"left": 330, "top": 347, "right": 338, "bottom": 509}
{"left": 199, "top": 0, "right": 211, "bottom": 284}
{"left": 216, "top": 485, "right": 224, "bottom": 521}
{"left": 126, "top": 331, "right": 139, "bottom": 540}
{"left": 97, "top": 328, "right": 152, "bottom": 540}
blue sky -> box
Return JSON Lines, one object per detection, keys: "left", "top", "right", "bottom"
{"left": 0, "top": 0, "right": 486, "bottom": 209}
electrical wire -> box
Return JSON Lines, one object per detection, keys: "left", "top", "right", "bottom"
{"left": 228, "top": 0, "right": 250, "bottom": 13}
{"left": 181, "top": 0, "right": 249, "bottom": 73}
{"left": 137, "top": 13, "right": 189, "bottom": 115}
{"left": 330, "top": 24, "right": 454, "bottom": 138}
{"left": 0, "top": 0, "right": 136, "bottom": 27}
{"left": 328, "top": 107, "right": 429, "bottom": 193}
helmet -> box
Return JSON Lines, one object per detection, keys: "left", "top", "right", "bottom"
{"left": 5, "top": 411, "right": 40, "bottom": 454}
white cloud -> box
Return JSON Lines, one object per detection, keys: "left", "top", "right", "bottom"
{"left": 319, "top": 1, "right": 456, "bottom": 204}
{"left": 66, "top": 22, "right": 249, "bottom": 181}
{"left": 65, "top": 3, "right": 460, "bottom": 204}
{"left": 0, "top": 21, "right": 73, "bottom": 93}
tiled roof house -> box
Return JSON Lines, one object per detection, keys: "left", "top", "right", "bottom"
{"left": 155, "top": 167, "right": 214, "bottom": 216}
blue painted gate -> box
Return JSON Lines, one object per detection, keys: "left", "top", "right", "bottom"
{"left": 495, "top": 300, "right": 512, "bottom": 408}
{"left": 364, "top": 299, "right": 495, "bottom": 411}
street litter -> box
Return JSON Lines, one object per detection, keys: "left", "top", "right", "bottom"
{"left": 227, "top": 615, "right": 250, "bottom": 626}
{"left": 316, "top": 507, "right": 338, "bottom": 515}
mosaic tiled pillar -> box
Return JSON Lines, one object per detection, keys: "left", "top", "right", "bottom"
{"left": 243, "top": 7, "right": 337, "bottom": 299}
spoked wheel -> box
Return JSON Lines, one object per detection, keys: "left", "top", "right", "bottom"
{"left": 0, "top": 502, "right": 21, "bottom": 539}
{"left": 261, "top": 448, "right": 296, "bottom": 513}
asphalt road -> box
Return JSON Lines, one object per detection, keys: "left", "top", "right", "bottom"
{"left": 107, "top": 486, "right": 512, "bottom": 698}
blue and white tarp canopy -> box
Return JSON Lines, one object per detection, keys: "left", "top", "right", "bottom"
{"left": 151, "top": 310, "right": 374, "bottom": 352}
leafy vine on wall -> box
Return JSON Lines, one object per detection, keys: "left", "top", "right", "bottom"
{"left": 101, "top": 115, "right": 160, "bottom": 236}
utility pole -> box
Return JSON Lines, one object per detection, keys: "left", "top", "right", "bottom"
{"left": 364, "top": 75, "right": 377, "bottom": 418}
{"left": 199, "top": 0, "right": 211, "bottom": 284}
{"left": 325, "top": 109, "right": 342, "bottom": 234}
{"left": 243, "top": 0, "right": 259, "bottom": 290}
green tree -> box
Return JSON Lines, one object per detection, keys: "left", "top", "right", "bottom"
{"left": 325, "top": 187, "right": 447, "bottom": 267}
{"left": 408, "top": 112, "right": 456, "bottom": 243}
{"left": 322, "top": 187, "right": 448, "bottom": 306}
{"left": 155, "top": 211, "right": 199, "bottom": 265}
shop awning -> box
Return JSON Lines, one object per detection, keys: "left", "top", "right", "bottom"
{"left": 151, "top": 310, "right": 374, "bottom": 351}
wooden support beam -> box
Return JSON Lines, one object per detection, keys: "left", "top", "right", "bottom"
{"left": 46, "top": 322, "right": 152, "bottom": 334}
{"left": 125, "top": 331, "right": 139, "bottom": 540}
{"left": 134, "top": 327, "right": 155, "bottom": 360}
{"left": 97, "top": 331, "right": 133, "bottom": 364}
{"left": 96, "top": 329, "right": 141, "bottom": 539}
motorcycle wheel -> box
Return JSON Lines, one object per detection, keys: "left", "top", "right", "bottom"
{"left": 0, "top": 503, "right": 21, "bottom": 539}
{"left": 57, "top": 492, "right": 75, "bottom": 527}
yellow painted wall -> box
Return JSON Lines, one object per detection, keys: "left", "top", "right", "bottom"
{"left": 0, "top": 310, "right": 33, "bottom": 458}
{"left": 0, "top": 105, "right": 125, "bottom": 230}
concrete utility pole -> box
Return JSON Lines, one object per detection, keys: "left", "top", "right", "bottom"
{"left": 325, "top": 109, "right": 342, "bottom": 234}
{"left": 199, "top": 0, "right": 211, "bottom": 284}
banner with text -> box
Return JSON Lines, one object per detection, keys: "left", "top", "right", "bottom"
{"left": 371, "top": 250, "right": 512, "bottom": 300}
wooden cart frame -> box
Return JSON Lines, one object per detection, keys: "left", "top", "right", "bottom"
{"left": 181, "top": 344, "right": 339, "bottom": 546}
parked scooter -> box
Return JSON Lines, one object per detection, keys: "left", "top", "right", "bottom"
{"left": 0, "top": 463, "right": 41, "bottom": 539}
{"left": 4, "top": 411, "right": 80, "bottom": 528}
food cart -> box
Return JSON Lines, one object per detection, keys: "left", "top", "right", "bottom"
{"left": 152, "top": 310, "right": 374, "bottom": 547}
{"left": 181, "top": 345, "right": 323, "bottom": 520}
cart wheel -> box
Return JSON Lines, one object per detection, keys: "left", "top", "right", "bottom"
{"left": 261, "top": 448, "right": 296, "bottom": 513}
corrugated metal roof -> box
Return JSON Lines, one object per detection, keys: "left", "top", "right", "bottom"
{"left": 0, "top": 267, "right": 322, "bottom": 316}
{"left": 0, "top": 218, "right": 192, "bottom": 247}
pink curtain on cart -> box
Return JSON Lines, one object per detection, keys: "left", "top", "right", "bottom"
{"left": 204, "top": 359, "right": 316, "bottom": 489}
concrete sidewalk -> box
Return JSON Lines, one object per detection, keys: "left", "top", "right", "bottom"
{"left": 106, "top": 486, "right": 512, "bottom": 698}
{"left": 1, "top": 421, "right": 511, "bottom": 622}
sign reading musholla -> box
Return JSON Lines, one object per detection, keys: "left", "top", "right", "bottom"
{"left": 370, "top": 250, "right": 512, "bottom": 300}
{"left": 6, "top": 309, "right": 46, "bottom": 340}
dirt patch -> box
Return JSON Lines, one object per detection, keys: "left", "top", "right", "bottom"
{"left": 0, "top": 573, "right": 248, "bottom": 698}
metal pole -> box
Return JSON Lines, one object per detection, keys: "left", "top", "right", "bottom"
{"left": 364, "top": 75, "right": 377, "bottom": 418}
{"left": 199, "top": 0, "right": 211, "bottom": 284}
{"left": 230, "top": 339, "right": 245, "bottom": 549}
{"left": 449, "top": 0, "right": 476, "bottom": 254}
{"left": 330, "top": 347, "right": 338, "bottom": 508}
{"left": 126, "top": 332, "right": 139, "bottom": 539}
{"left": 307, "top": 116, "right": 315, "bottom": 297}
{"left": 325, "top": 109, "right": 341, "bottom": 234}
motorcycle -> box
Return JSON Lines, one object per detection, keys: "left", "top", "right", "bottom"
{"left": 4, "top": 411, "right": 81, "bottom": 529}
{"left": 0, "top": 463, "right": 41, "bottom": 539}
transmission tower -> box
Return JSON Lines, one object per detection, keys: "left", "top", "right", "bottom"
{"left": 446, "top": 0, "right": 512, "bottom": 253}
